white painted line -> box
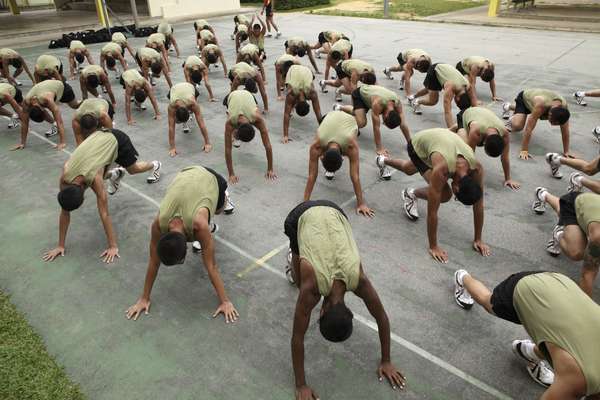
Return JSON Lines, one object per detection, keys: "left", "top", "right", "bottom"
{"left": 28, "top": 130, "right": 512, "bottom": 400}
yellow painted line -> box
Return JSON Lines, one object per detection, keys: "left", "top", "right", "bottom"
{"left": 236, "top": 243, "right": 288, "bottom": 278}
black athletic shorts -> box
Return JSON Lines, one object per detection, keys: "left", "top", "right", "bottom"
{"left": 59, "top": 82, "right": 75, "bottom": 103}
{"left": 111, "top": 129, "right": 139, "bottom": 168}
{"left": 58, "top": 62, "right": 64, "bottom": 75}
{"left": 351, "top": 88, "right": 368, "bottom": 111}
{"left": 335, "top": 62, "right": 348, "bottom": 80}
{"left": 456, "top": 109, "right": 465, "bottom": 130}
{"left": 514, "top": 91, "right": 531, "bottom": 115}
{"left": 348, "top": 45, "right": 353, "bottom": 58}
{"left": 14, "top": 87, "right": 23, "bottom": 104}
{"left": 490, "top": 271, "right": 541, "bottom": 324}
{"left": 423, "top": 63, "right": 442, "bottom": 92}
{"left": 204, "top": 167, "right": 228, "bottom": 211}
{"left": 558, "top": 191, "right": 581, "bottom": 227}
{"left": 396, "top": 51, "right": 405, "bottom": 66}
{"left": 407, "top": 141, "right": 430, "bottom": 175}
{"left": 265, "top": 3, "right": 273, "bottom": 16}
{"left": 455, "top": 61, "right": 467, "bottom": 75}
{"left": 107, "top": 101, "right": 115, "bottom": 119}
{"left": 284, "top": 200, "right": 348, "bottom": 255}
{"left": 318, "top": 32, "right": 327, "bottom": 45}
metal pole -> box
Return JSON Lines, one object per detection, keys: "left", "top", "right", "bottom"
{"left": 129, "top": 0, "right": 139, "bottom": 28}
{"left": 383, "top": 0, "right": 389, "bottom": 18}
{"left": 100, "top": 0, "right": 111, "bottom": 34}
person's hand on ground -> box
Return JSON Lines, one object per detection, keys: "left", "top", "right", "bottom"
{"left": 356, "top": 204, "right": 374, "bottom": 218}
{"left": 504, "top": 179, "right": 520, "bottom": 190}
{"left": 377, "top": 361, "right": 406, "bottom": 391}
{"left": 100, "top": 247, "right": 120, "bottom": 263}
{"left": 265, "top": 170, "right": 277, "bottom": 180}
{"left": 473, "top": 240, "right": 491, "bottom": 257}
{"left": 126, "top": 298, "right": 150, "bottom": 320}
{"left": 295, "top": 385, "right": 319, "bottom": 400}
{"left": 42, "top": 246, "right": 65, "bottom": 262}
{"left": 429, "top": 246, "right": 448, "bottom": 263}
{"left": 519, "top": 150, "right": 532, "bottom": 160}
{"left": 213, "top": 301, "right": 239, "bottom": 323}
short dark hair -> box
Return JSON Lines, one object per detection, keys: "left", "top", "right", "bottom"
{"left": 361, "top": 71, "right": 376, "bottom": 85}
{"left": 175, "top": 106, "right": 190, "bottom": 123}
{"left": 74, "top": 53, "right": 85, "bottom": 64}
{"left": 134, "top": 89, "right": 147, "bottom": 103}
{"left": 237, "top": 123, "right": 255, "bottom": 142}
{"left": 86, "top": 74, "right": 100, "bottom": 89}
{"left": 150, "top": 62, "right": 162, "bottom": 75}
{"left": 80, "top": 114, "right": 99, "bottom": 131}
{"left": 207, "top": 53, "right": 218, "bottom": 64}
{"left": 456, "top": 92, "right": 471, "bottom": 110}
{"left": 252, "top": 23, "right": 261, "bottom": 30}
{"left": 57, "top": 184, "right": 84, "bottom": 211}
{"left": 383, "top": 109, "right": 401, "bottom": 129}
{"left": 190, "top": 70, "right": 202, "bottom": 84}
{"left": 157, "top": 232, "right": 187, "bottom": 266}
{"left": 239, "top": 32, "right": 248, "bottom": 42}
{"left": 10, "top": 58, "right": 22, "bottom": 68}
{"left": 296, "top": 48, "right": 306, "bottom": 58}
{"left": 319, "top": 303, "right": 353, "bottom": 342}
{"left": 295, "top": 101, "right": 310, "bottom": 117}
{"left": 456, "top": 175, "right": 482, "bottom": 205}
{"left": 480, "top": 68, "right": 494, "bottom": 82}
{"left": 415, "top": 59, "right": 431, "bottom": 73}
{"left": 550, "top": 106, "right": 570, "bottom": 125}
{"left": 330, "top": 50, "right": 342, "bottom": 61}
{"left": 484, "top": 134, "right": 504, "bottom": 158}
{"left": 243, "top": 77, "right": 257, "bottom": 93}
{"left": 281, "top": 61, "right": 294, "bottom": 78}
{"left": 322, "top": 146, "right": 343, "bottom": 172}
{"left": 106, "top": 57, "right": 116, "bottom": 68}
{"left": 29, "top": 106, "right": 45, "bottom": 123}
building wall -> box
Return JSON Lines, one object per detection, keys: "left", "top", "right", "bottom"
{"left": 147, "top": 0, "right": 241, "bottom": 18}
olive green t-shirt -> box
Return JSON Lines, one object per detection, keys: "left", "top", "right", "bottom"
{"left": 26, "top": 80, "right": 64, "bottom": 101}
{"left": 275, "top": 53, "right": 297, "bottom": 67}
{"left": 402, "top": 48, "right": 428, "bottom": 61}
{"left": 237, "top": 14, "right": 251, "bottom": 25}
{"left": 137, "top": 47, "right": 161, "bottom": 63}
{"left": 331, "top": 39, "right": 352, "bottom": 54}
{"left": 240, "top": 43, "right": 260, "bottom": 58}
{"left": 81, "top": 64, "right": 104, "bottom": 79}
{"left": 249, "top": 33, "right": 265, "bottom": 50}
{"left": 341, "top": 59, "right": 373, "bottom": 75}
{"left": 358, "top": 84, "right": 399, "bottom": 109}
{"left": 147, "top": 33, "right": 166, "bottom": 45}
{"left": 0, "top": 48, "right": 18, "bottom": 58}
{"left": 412, "top": 128, "right": 477, "bottom": 173}
{"left": 461, "top": 56, "right": 488, "bottom": 74}
{"left": 298, "top": 206, "right": 360, "bottom": 297}
{"left": 462, "top": 107, "right": 505, "bottom": 137}
{"left": 199, "top": 29, "right": 214, "bottom": 41}
{"left": 69, "top": 40, "right": 86, "bottom": 51}
{"left": 75, "top": 98, "right": 109, "bottom": 121}
{"left": 323, "top": 31, "right": 342, "bottom": 43}
{"left": 285, "top": 65, "right": 313, "bottom": 95}
{"left": 318, "top": 111, "right": 357, "bottom": 153}
{"left": 184, "top": 55, "right": 206, "bottom": 71}
{"left": 63, "top": 130, "right": 118, "bottom": 186}
{"left": 112, "top": 32, "right": 127, "bottom": 45}
{"left": 102, "top": 42, "right": 122, "bottom": 56}
{"left": 523, "top": 88, "right": 566, "bottom": 113}
{"left": 237, "top": 24, "right": 248, "bottom": 34}
{"left": 435, "top": 63, "right": 469, "bottom": 89}
{"left": 575, "top": 193, "right": 600, "bottom": 235}
{"left": 158, "top": 166, "right": 219, "bottom": 241}
{"left": 201, "top": 44, "right": 220, "bottom": 59}
{"left": 36, "top": 55, "right": 61, "bottom": 72}
{"left": 513, "top": 272, "right": 600, "bottom": 395}
{"left": 157, "top": 22, "right": 172, "bottom": 36}
{"left": 231, "top": 62, "right": 256, "bottom": 80}
{"left": 122, "top": 69, "right": 145, "bottom": 87}
{"left": 287, "top": 36, "right": 308, "bottom": 49}
{"left": 227, "top": 89, "right": 257, "bottom": 127}
{"left": 195, "top": 19, "right": 209, "bottom": 29}
{"left": 0, "top": 82, "right": 16, "bottom": 97}
{"left": 169, "top": 82, "right": 196, "bottom": 107}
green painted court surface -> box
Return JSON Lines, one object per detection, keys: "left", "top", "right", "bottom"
{"left": 1, "top": 12, "right": 600, "bottom": 400}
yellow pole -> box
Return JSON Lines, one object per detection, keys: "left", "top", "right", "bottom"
{"left": 95, "top": 0, "right": 106, "bottom": 25}
{"left": 488, "top": 0, "right": 500, "bottom": 17}
{"left": 8, "top": 0, "right": 21, "bottom": 15}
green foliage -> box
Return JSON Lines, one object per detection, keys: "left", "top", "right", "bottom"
{"left": 240, "top": 0, "right": 331, "bottom": 10}
{"left": 0, "top": 291, "right": 85, "bottom": 400}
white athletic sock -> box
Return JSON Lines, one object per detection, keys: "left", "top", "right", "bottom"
{"left": 539, "top": 190, "right": 548, "bottom": 202}
{"left": 576, "top": 91, "right": 585, "bottom": 97}
{"left": 152, "top": 160, "right": 159, "bottom": 170}
{"left": 456, "top": 270, "right": 469, "bottom": 286}
{"left": 521, "top": 340, "right": 541, "bottom": 362}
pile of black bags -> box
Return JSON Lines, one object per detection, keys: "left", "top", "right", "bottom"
{"left": 49, "top": 25, "right": 157, "bottom": 49}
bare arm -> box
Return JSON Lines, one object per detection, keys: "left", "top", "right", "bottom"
{"left": 303, "top": 142, "right": 320, "bottom": 201}
{"left": 91, "top": 174, "right": 119, "bottom": 255}
{"left": 442, "top": 88, "right": 455, "bottom": 128}
{"left": 79, "top": 75, "right": 89, "bottom": 100}
{"left": 21, "top": 58, "right": 35, "bottom": 83}
{"left": 193, "top": 104, "right": 212, "bottom": 150}
{"left": 403, "top": 64, "right": 414, "bottom": 96}
{"left": 257, "top": 75, "right": 269, "bottom": 111}
{"left": 219, "top": 52, "right": 228, "bottom": 76}
{"left": 167, "top": 105, "right": 177, "bottom": 155}
{"left": 68, "top": 52, "right": 76, "bottom": 78}
{"left": 282, "top": 95, "right": 293, "bottom": 141}
{"left": 521, "top": 105, "right": 542, "bottom": 153}
{"left": 354, "top": 273, "right": 390, "bottom": 362}
{"left": 398, "top": 105, "right": 411, "bottom": 142}
{"left": 426, "top": 168, "right": 445, "bottom": 250}
{"left": 307, "top": 49, "right": 320, "bottom": 73}
{"left": 124, "top": 86, "right": 133, "bottom": 124}
{"left": 162, "top": 60, "right": 173, "bottom": 87}
{"left": 275, "top": 66, "right": 283, "bottom": 99}
{"left": 224, "top": 122, "right": 236, "bottom": 181}
{"left": 85, "top": 50, "right": 94, "bottom": 65}
{"left": 103, "top": 77, "right": 116, "bottom": 106}
{"left": 203, "top": 69, "right": 214, "bottom": 101}
{"left": 560, "top": 122, "right": 571, "bottom": 156}
{"left": 42, "top": 208, "right": 71, "bottom": 261}
{"left": 146, "top": 82, "right": 161, "bottom": 118}
{"left": 371, "top": 110, "right": 385, "bottom": 154}
{"left": 117, "top": 53, "right": 128, "bottom": 71}
{"left": 170, "top": 35, "right": 180, "bottom": 57}
{"left": 256, "top": 117, "right": 275, "bottom": 177}
{"left": 49, "top": 101, "right": 66, "bottom": 149}
{"left": 348, "top": 143, "right": 373, "bottom": 217}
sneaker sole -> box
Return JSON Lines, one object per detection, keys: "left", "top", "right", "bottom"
{"left": 454, "top": 271, "right": 474, "bottom": 310}
{"left": 526, "top": 364, "right": 551, "bottom": 389}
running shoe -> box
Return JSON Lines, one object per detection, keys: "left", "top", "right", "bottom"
{"left": 454, "top": 269, "right": 474, "bottom": 310}
{"left": 526, "top": 360, "right": 555, "bottom": 388}
{"left": 285, "top": 248, "right": 295, "bottom": 285}
{"left": 45, "top": 123, "right": 58, "bottom": 138}
{"left": 230, "top": 34, "right": 235, "bottom": 40}
{"left": 383, "top": 67, "right": 393, "bottom": 80}
{"left": 146, "top": 161, "right": 161, "bottom": 184}
{"left": 501, "top": 102, "right": 511, "bottom": 119}
{"left": 546, "top": 224, "right": 564, "bottom": 257}
{"left": 573, "top": 91, "right": 587, "bottom": 106}
{"left": 265, "top": 32, "right": 273, "bottom": 38}
{"left": 193, "top": 222, "right": 219, "bottom": 252}
{"left": 411, "top": 99, "right": 422, "bottom": 115}
{"left": 593, "top": 126, "right": 600, "bottom": 143}
{"left": 182, "top": 115, "right": 192, "bottom": 133}
{"left": 233, "top": 137, "right": 241, "bottom": 148}
{"left": 276, "top": 31, "right": 282, "bottom": 38}
{"left": 325, "top": 171, "right": 335, "bottom": 180}
{"left": 7, "top": 114, "right": 20, "bottom": 129}
{"left": 332, "top": 104, "right": 342, "bottom": 111}
{"left": 319, "top": 79, "right": 328, "bottom": 93}
{"left": 398, "top": 79, "right": 404, "bottom": 91}
{"left": 567, "top": 172, "right": 584, "bottom": 193}
{"left": 401, "top": 188, "right": 419, "bottom": 220}
{"left": 504, "top": 118, "right": 512, "bottom": 132}
{"left": 532, "top": 186, "right": 548, "bottom": 215}
{"left": 545, "top": 152, "right": 563, "bottom": 179}
{"left": 376, "top": 154, "right": 391, "bottom": 180}
{"left": 14, "top": 80, "right": 22, "bottom": 86}
{"left": 511, "top": 339, "right": 537, "bottom": 363}
{"left": 134, "top": 100, "right": 147, "bottom": 111}
{"left": 407, "top": 95, "right": 415, "bottom": 106}
{"left": 107, "top": 167, "right": 125, "bottom": 195}
{"left": 223, "top": 190, "right": 235, "bottom": 215}
{"left": 315, "top": 48, "right": 321, "bottom": 59}
{"left": 335, "top": 87, "right": 342, "bottom": 102}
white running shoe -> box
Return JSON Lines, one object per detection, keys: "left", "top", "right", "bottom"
{"left": 223, "top": 190, "right": 235, "bottom": 215}
{"left": 532, "top": 187, "right": 548, "bottom": 215}
{"left": 402, "top": 188, "right": 419, "bottom": 220}
{"left": 383, "top": 67, "right": 393, "bottom": 80}
{"left": 407, "top": 95, "right": 415, "bottom": 106}
{"left": 504, "top": 118, "right": 513, "bottom": 132}
{"left": 7, "top": 114, "right": 20, "bottom": 129}
{"left": 146, "top": 161, "right": 161, "bottom": 184}
{"left": 315, "top": 48, "right": 321, "bottom": 59}
{"left": 319, "top": 79, "right": 328, "bottom": 93}
{"left": 233, "top": 138, "right": 241, "bottom": 148}
{"left": 376, "top": 154, "right": 391, "bottom": 180}
{"left": 568, "top": 172, "right": 584, "bottom": 193}
{"left": 107, "top": 167, "right": 125, "bottom": 195}
{"left": 501, "top": 102, "right": 511, "bottom": 119}
{"left": 182, "top": 115, "right": 192, "bottom": 133}
{"left": 14, "top": 80, "right": 22, "bottom": 86}
{"left": 276, "top": 31, "right": 282, "bottom": 38}
{"left": 325, "top": 171, "right": 335, "bottom": 180}
{"left": 285, "top": 248, "right": 295, "bottom": 284}
{"left": 265, "top": 32, "right": 273, "bottom": 38}
{"left": 593, "top": 126, "right": 600, "bottom": 143}
{"left": 332, "top": 104, "right": 342, "bottom": 111}
{"left": 454, "top": 269, "right": 474, "bottom": 310}
{"left": 546, "top": 224, "right": 564, "bottom": 257}
{"left": 192, "top": 222, "right": 219, "bottom": 253}
{"left": 411, "top": 99, "right": 422, "bottom": 115}
{"left": 45, "top": 123, "right": 58, "bottom": 138}
{"left": 526, "top": 360, "right": 555, "bottom": 388}
{"left": 398, "top": 79, "right": 404, "bottom": 91}
{"left": 230, "top": 34, "right": 235, "bottom": 40}
{"left": 545, "top": 152, "right": 563, "bottom": 179}
{"left": 134, "top": 100, "right": 147, "bottom": 111}
{"left": 335, "top": 87, "right": 342, "bottom": 102}
{"left": 573, "top": 91, "right": 587, "bottom": 106}
{"left": 511, "top": 339, "right": 537, "bottom": 363}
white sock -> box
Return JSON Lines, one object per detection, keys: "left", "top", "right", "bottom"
{"left": 521, "top": 340, "right": 541, "bottom": 362}
{"left": 152, "top": 160, "right": 159, "bottom": 170}
{"left": 456, "top": 270, "right": 469, "bottom": 286}
{"left": 539, "top": 190, "right": 548, "bottom": 202}
{"left": 576, "top": 91, "right": 585, "bottom": 97}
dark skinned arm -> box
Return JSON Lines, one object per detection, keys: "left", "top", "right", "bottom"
{"left": 256, "top": 116, "right": 276, "bottom": 179}
{"left": 303, "top": 141, "right": 320, "bottom": 201}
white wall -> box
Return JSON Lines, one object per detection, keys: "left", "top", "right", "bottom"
{"left": 146, "top": 0, "right": 241, "bottom": 19}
